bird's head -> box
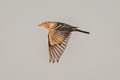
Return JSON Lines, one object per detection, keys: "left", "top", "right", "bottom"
{"left": 38, "top": 21, "right": 56, "bottom": 29}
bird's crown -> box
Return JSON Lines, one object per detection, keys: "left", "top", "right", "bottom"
{"left": 39, "top": 21, "right": 56, "bottom": 29}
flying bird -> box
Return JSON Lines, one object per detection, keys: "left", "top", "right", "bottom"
{"left": 38, "top": 21, "right": 90, "bottom": 63}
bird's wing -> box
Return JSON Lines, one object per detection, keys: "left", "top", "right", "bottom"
{"left": 48, "top": 30, "right": 71, "bottom": 63}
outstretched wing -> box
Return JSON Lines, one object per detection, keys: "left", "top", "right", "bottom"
{"left": 48, "top": 29, "right": 72, "bottom": 63}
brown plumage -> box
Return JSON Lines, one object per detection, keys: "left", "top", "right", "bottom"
{"left": 38, "top": 21, "right": 90, "bottom": 63}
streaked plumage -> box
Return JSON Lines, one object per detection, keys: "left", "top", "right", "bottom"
{"left": 38, "top": 21, "right": 90, "bottom": 63}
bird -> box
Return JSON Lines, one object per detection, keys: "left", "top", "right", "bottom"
{"left": 38, "top": 21, "right": 90, "bottom": 63}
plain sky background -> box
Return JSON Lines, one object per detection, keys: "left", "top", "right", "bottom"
{"left": 0, "top": 0, "right": 120, "bottom": 80}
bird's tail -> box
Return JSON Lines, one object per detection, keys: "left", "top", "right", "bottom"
{"left": 72, "top": 28, "right": 90, "bottom": 34}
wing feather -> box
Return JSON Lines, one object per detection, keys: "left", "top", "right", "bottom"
{"left": 48, "top": 30, "right": 71, "bottom": 63}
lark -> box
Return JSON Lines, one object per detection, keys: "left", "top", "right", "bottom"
{"left": 38, "top": 21, "right": 90, "bottom": 63}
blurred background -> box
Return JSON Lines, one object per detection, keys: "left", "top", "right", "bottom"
{"left": 0, "top": 0, "right": 120, "bottom": 80}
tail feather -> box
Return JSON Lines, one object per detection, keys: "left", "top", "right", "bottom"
{"left": 72, "top": 28, "right": 90, "bottom": 34}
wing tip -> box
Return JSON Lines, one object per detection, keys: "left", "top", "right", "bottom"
{"left": 49, "top": 59, "right": 59, "bottom": 63}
